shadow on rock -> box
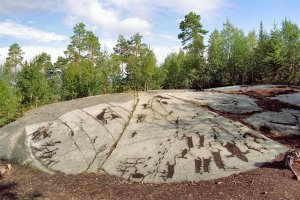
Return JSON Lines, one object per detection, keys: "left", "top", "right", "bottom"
{"left": 254, "top": 160, "right": 286, "bottom": 170}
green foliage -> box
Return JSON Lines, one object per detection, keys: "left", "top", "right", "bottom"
{"left": 244, "top": 30, "right": 257, "bottom": 84}
{"left": 178, "top": 11, "right": 208, "bottom": 55}
{"left": 160, "top": 50, "right": 196, "bottom": 89}
{"left": 16, "top": 62, "right": 50, "bottom": 107}
{"left": 280, "top": 20, "right": 300, "bottom": 84}
{"left": 2, "top": 19, "right": 300, "bottom": 128}
{"left": 0, "top": 78, "right": 20, "bottom": 127}
{"left": 62, "top": 61, "right": 95, "bottom": 100}
{"left": 4, "top": 43, "right": 24, "bottom": 82}
{"left": 264, "top": 24, "right": 284, "bottom": 83}
{"left": 178, "top": 12, "right": 208, "bottom": 89}
{"left": 207, "top": 29, "right": 226, "bottom": 86}
{"left": 64, "top": 22, "right": 101, "bottom": 64}
{"left": 113, "top": 33, "right": 159, "bottom": 91}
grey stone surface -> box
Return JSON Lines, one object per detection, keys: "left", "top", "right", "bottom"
{"left": 0, "top": 93, "right": 133, "bottom": 166}
{"left": 103, "top": 93, "right": 286, "bottom": 183}
{"left": 0, "top": 89, "right": 291, "bottom": 183}
{"left": 207, "top": 85, "right": 285, "bottom": 92}
{"left": 271, "top": 93, "right": 300, "bottom": 107}
{"left": 245, "top": 109, "right": 300, "bottom": 136}
{"left": 167, "top": 91, "right": 261, "bottom": 114}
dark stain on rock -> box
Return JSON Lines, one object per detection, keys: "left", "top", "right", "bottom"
{"left": 131, "top": 172, "right": 145, "bottom": 179}
{"left": 31, "top": 126, "right": 52, "bottom": 142}
{"left": 243, "top": 132, "right": 266, "bottom": 144}
{"left": 131, "top": 131, "right": 138, "bottom": 138}
{"left": 211, "top": 149, "right": 225, "bottom": 170}
{"left": 137, "top": 114, "right": 146, "bottom": 123}
{"left": 161, "top": 162, "right": 175, "bottom": 181}
{"left": 142, "top": 103, "right": 150, "bottom": 109}
{"left": 203, "top": 157, "right": 212, "bottom": 173}
{"left": 223, "top": 141, "right": 249, "bottom": 162}
{"left": 91, "top": 136, "right": 98, "bottom": 143}
{"left": 42, "top": 141, "right": 61, "bottom": 147}
{"left": 243, "top": 141, "right": 266, "bottom": 153}
{"left": 199, "top": 135, "right": 205, "bottom": 148}
{"left": 97, "top": 109, "right": 107, "bottom": 124}
{"left": 175, "top": 117, "right": 179, "bottom": 125}
{"left": 187, "top": 136, "right": 194, "bottom": 150}
{"left": 178, "top": 149, "right": 188, "bottom": 159}
{"left": 166, "top": 111, "right": 173, "bottom": 117}
{"left": 194, "top": 158, "right": 202, "bottom": 174}
{"left": 110, "top": 113, "right": 120, "bottom": 120}
{"left": 155, "top": 95, "right": 171, "bottom": 100}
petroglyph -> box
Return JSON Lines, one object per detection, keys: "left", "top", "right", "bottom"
{"left": 2, "top": 88, "right": 291, "bottom": 183}
{"left": 194, "top": 158, "right": 202, "bottom": 174}
{"left": 211, "top": 150, "right": 225, "bottom": 170}
{"left": 160, "top": 162, "right": 175, "bottom": 181}
{"left": 97, "top": 109, "right": 108, "bottom": 124}
{"left": 136, "top": 114, "right": 146, "bottom": 123}
{"left": 222, "top": 141, "right": 249, "bottom": 162}
{"left": 203, "top": 157, "right": 212, "bottom": 173}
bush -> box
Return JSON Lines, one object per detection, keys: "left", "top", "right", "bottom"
{"left": 0, "top": 79, "right": 20, "bottom": 127}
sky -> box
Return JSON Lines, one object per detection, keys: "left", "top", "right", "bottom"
{"left": 0, "top": 0, "right": 299, "bottom": 64}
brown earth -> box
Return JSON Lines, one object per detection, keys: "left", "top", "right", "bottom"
{"left": 0, "top": 155, "right": 300, "bottom": 200}
{"left": 1, "top": 86, "right": 300, "bottom": 200}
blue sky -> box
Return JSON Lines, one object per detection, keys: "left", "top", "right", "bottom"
{"left": 0, "top": 0, "right": 299, "bottom": 64}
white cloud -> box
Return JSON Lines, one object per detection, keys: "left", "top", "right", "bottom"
{"left": 106, "top": 0, "right": 229, "bottom": 20}
{"left": 118, "top": 18, "right": 151, "bottom": 34}
{"left": 100, "top": 38, "right": 117, "bottom": 51}
{"left": 0, "top": 0, "right": 62, "bottom": 15}
{"left": 0, "top": 21, "right": 68, "bottom": 42}
{"left": 0, "top": 46, "right": 65, "bottom": 64}
{"left": 159, "top": 0, "right": 229, "bottom": 19}
{"left": 152, "top": 45, "right": 181, "bottom": 64}
{"left": 64, "top": 0, "right": 151, "bottom": 35}
{"left": 0, "top": 0, "right": 230, "bottom": 65}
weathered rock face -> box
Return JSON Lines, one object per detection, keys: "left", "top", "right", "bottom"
{"left": 25, "top": 99, "right": 136, "bottom": 174}
{"left": 271, "top": 93, "right": 300, "bottom": 107}
{"left": 245, "top": 109, "right": 300, "bottom": 136}
{"left": 1, "top": 85, "right": 299, "bottom": 183}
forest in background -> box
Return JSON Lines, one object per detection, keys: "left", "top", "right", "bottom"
{"left": 1, "top": 11, "right": 300, "bottom": 126}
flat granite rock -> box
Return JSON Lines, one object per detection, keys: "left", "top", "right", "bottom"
{"left": 24, "top": 99, "right": 136, "bottom": 174}
{"left": 166, "top": 91, "right": 261, "bottom": 114}
{"left": 245, "top": 109, "right": 300, "bottom": 136}
{"left": 206, "top": 85, "right": 284, "bottom": 92}
{"left": 270, "top": 93, "right": 300, "bottom": 107}
{"left": 0, "top": 89, "right": 289, "bottom": 183}
{"left": 102, "top": 93, "right": 286, "bottom": 183}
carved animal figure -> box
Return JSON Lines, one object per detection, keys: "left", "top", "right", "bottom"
{"left": 97, "top": 109, "right": 108, "bottom": 124}
{"left": 211, "top": 149, "right": 225, "bottom": 170}
{"left": 110, "top": 113, "right": 120, "bottom": 120}
{"left": 178, "top": 149, "right": 188, "bottom": 159}
{"left": 186, "top": 136, "right": 194, "bottom": 150}
{"left": 160, "top": 161, "right": 175, "bottom": 181}
{"left": 194, "top": 158, "right": 202, "bottom": 174}
{"left": 223, "top": 141, "right": 249, "bottom": 162}
{"left": 203, "top": 157, "right": 212, "bottom": 173}
{"left": 137, "top": 114, "right": 146, "bottom": 123}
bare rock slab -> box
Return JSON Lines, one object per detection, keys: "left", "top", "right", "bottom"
{"left": 102, "top": 93, "right": 287, "bottom": 183}
{"left": 271, "top": 93, "right": 300, "bottom": 107}
{"left": 245, "top": 109, "right": 300, "bottom": 136}
{"left": 25, "top": 100, "right": 136, "bottom": 174}
{"left": 0, "top": 89, "right": 289, "bottom": 183}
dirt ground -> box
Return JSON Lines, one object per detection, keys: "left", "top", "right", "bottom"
{"left": 1, "top": 86, "right": 300, "bottom": 200}
{"left": 0, "top": 156, "right": 299, "bottom": 200}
